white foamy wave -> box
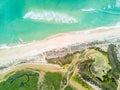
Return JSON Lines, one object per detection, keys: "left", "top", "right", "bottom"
{"left": 23, "top": 11, "right": 78, "bottom": 23}
{"left": 81, "top": 8, "right": 95, "bottom": 12}
{"left": 116, "top": 22, "right": 120, "bottom": 26}
{"left": 0, "top": 44, "right": 10, "bottom": 49}
{"left": 116, "top": 0, "right": 120, "bottom": 7}
{"left": 84, "top": 30, "right": 91, "bottom": 35}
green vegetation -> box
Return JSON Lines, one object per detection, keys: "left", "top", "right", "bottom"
{"left": 89, "top": 47, "right": 107, "bottom": 56}
{"left": 90, "top": 50, "right": 111, "bottom": 80}
{"left": 72, "top": 75, "right": 92, "bottom": 90}
{"left": 0, "top": 70, "right": 39, "bottom": 90}
{"left": 77, "top": 46, "right": 119, "bottom": 90}
{"left": 1, "top": 45, "right": 120, "bottom": 90}
{"left": 39, "top": 72, "right": 63, "bottom": 90}
{"left": 64, "top": 85, "right": 73, "bottom": 90}
{"left": 47, "top": 53, "right": 74, "bottom": 66}
{"left": 107, "top": 44, "right": 120, "bottom": 77}
{"left": 0, "top": 71, "right": 15, "bottom": 81}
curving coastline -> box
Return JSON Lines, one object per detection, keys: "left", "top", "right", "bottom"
{"left": 0, "top": 26, "right": 120, "bottom": 72}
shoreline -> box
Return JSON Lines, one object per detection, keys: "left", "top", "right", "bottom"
{"left": 0, "top": 25, "right": 120, "bottom": 49}
{"left": 0, "top": 26, "right": 120, "bottom": 70}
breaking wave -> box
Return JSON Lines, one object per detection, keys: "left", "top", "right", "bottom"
{"left": 81, "top": 8, "right": 95, "bottom": 12}
{"left": 116, "top": 22, "right": 120, "bottom": 26}
{"left": 23, "top": 10, "right": 78, "bottom": 23}
{"left": 0, "top": 44, "right": 10, "bottom": 49}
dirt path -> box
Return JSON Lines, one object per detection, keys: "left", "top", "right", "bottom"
{"left": 60, "top": 54, "right": 80, "bottom": 90}
{"left": 0, "top": 63, "right": 66, "bottom": 82}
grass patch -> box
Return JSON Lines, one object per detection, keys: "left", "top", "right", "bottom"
{"left": 0, "top": 70, "right": 39, "bottom": 90}
{"left": 72, "top": 75, "right": 92, "bottom": 90}
{"left": 64, "top": 85, "right": 74, "bottom": 90}
{"left": 40, "top": 72, "right": 63, "bottom": 90}
{"left": 47, "top": 53, "right": 73, "bottom": 66}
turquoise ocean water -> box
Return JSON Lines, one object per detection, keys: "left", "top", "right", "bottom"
{"left": 0, "top": 0, "right": 120, "bottom": 46}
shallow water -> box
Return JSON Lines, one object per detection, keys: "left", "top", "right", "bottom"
{"left": 0, "top": 0, "right": 120, "bottom": 45}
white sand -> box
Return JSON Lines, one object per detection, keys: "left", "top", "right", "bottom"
{"left": 0, "top": 26, "right": 120, "bottom": 66}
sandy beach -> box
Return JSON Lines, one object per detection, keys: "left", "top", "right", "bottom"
{"left": 0, "top": 26, "right": 120, "bottom": 68}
